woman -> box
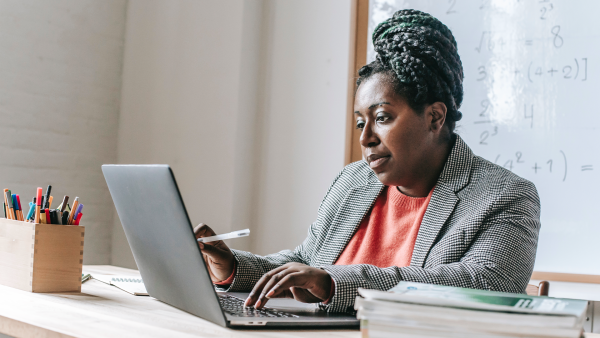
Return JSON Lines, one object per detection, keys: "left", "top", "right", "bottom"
{"left": 195, "top": 9, "right": 540, "bottom": 313}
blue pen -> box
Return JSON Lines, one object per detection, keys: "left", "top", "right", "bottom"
{"left": 26, "top": 201, "right": 35, "bottom": 221}
{"left": 11, "top": 194, "right": 18, "bottom": 220}
{"left": 73, "top": 203, "right": 84, "bottom": 222}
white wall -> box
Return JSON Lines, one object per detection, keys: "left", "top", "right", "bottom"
{"left": 251, "top": 1, "right": 352, "bottom": 255}
{"left": 112, "top": 0, "right": 353, "bottom": 267}
{"left": 113, "top": 0, "right": 247, "bottom": 267}
{"left": 0, "top": 0, "right": 127, "bottom": 264}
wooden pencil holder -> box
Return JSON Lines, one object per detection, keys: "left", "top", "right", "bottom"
{"left": 0, "top": 218, "right": 84, "bottom": 293}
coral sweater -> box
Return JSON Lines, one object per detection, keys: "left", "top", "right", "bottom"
{"left": 335, "top": 185, "right": 434, "bottom": 267}
{"left": 216, "top": 186, "right": 434, "bottom": 296}
{"left": 319, "top": 186, "right": 434, "bottom": 304}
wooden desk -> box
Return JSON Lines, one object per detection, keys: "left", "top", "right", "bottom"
{"left": 0, "top": 265, "right": 597, "bottom": 338}
{"left": 0, "top": 265, "right": 357, "bottom": 338}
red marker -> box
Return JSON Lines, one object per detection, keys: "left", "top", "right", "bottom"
{"left": 34, "top": 188, "right": 42, "bottom": 224}
{"left": 45, "top": 209, "right": 51, "bottom": 224}
{"left": 74, "top": 212, "right": 83, "bottom": 226}
{"left": 16, "top": 195, "right": 23, "bottom": 221}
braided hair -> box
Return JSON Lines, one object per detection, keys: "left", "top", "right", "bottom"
{"left": 357, "top": 9, "right": 464, "bottom": 132}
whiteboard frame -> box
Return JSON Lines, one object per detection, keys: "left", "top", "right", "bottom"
{"left": 344, "top": 0, "right": 369, "bottom": 165}
{"left": 344, "top": 1, "right": 598, "bottom": 285}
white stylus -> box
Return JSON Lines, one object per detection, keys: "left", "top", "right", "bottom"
{"left": 197, "top": 229, "right": 250, "bottom": 243}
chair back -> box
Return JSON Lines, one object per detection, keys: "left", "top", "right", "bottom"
{"left": 526, "top": 281, "right": 550, "bottom": 296}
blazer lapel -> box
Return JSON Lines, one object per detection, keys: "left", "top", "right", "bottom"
{"left": 410, "top": 135, "right": 474, "bottom": 268}
{"left": 410, "top": 184, "right": 458, "bottom": 267}
{"left": 315, "top": 180, "right": 384, "bottom": 266}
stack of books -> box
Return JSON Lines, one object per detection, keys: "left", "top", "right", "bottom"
{"left": 355, "top": 282, "right": 588, "bottom": 338}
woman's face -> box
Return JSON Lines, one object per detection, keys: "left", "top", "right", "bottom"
{"left": 354, "top": 73, "right": 444, "bottom": 187}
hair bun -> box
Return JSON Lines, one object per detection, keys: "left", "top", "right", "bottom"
{"left": 371, "top": 9, "right": 464, "bottom": 122}
{"left": 453, "top": 110, "right": 463, "bottom": 122}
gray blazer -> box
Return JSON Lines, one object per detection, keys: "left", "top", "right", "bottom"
{"left": 224, "top": 135, "right": 541, "bottom": 313}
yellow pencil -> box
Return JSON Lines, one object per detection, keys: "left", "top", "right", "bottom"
{"left": 48, "top": 196, "right": 53, "bottom": 209}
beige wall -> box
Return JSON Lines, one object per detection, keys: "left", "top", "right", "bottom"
{"left": 112, "top": 0, "right": 353, "bottom": 267}
{"left": 0, "top": 0, "right": 127, "bottom": 264}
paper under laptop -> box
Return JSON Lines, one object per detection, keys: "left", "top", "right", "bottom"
{"left": 92, "top": 274, "right": 149, "bottom": 296}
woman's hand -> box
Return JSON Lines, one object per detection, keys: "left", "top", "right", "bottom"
{"left": 244, "top": 262, "right": 332, "bottom": 309}
{"left": 194, "top": 223, "right": 235, "bottom": 282}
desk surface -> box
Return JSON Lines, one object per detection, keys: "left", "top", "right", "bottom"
{"left": 0, "top": 265, "right": 357, "bottom": 338}
{"left": 0, "top": 265, "right": 597, "bottom": 338}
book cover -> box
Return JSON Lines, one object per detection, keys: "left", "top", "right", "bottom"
{"left": 359, "top": 282, "right": 587, "bottom": 317}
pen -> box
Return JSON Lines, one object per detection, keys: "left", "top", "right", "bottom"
{"left": 13, "top": 194, "right": 21, "bottom": 221}
{"left": 28, "top": 197, "right": 36, "bottom": 221}
{"left": 74, "top": 212, "right": 83, "bottom": 226}
{"left": 35, "top": 187, "right": 42, "bottom": 224}
{"left": 12, "top": 194, "right": 21, "bottom": 221}
{"left": 3, "top": 190, "right": 9, "bottom": 220}
{"left": 4, "top": 191, "right": 11, "bottom": 220}
{"left": 6, "top": 191, "right": 15, "bottom": 220}
{"left": 26, "top": 201, "right": 35, "bottom": 221}
{"left": 72, "top": 204, "right": 83, "bottom": 223}
{"left": 197, "top": 229, "right": 250, "bottom": 243}
{"left": 16, "top": 195, "right": 23, "bottom": 221}
{"left": 11, "top": 194, "right": 18, "bottom": 220}
{"left": 62, "top": 211, "right": 69, "bottom": 225}
{"left": 60, "top": 196, "right": 69, "bottom": 213}
{"left": 45, "top": 209, "right": 51, "bottom": 224}
{"left": 43, "top": 185, "right": 52, "bottom": 210}
{"left": 51, "top": 210, "right": 59, "bottom": 224}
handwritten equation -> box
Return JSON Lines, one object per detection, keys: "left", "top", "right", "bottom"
{"left": 475, "top": 58, "right": 588, "bottom": 83}
{"left": 493, "top": 151, "right": 593, "bottom": 182}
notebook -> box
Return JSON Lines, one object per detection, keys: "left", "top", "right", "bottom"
{"left": 91, "top": 274, "right": 149, "bottom": 296}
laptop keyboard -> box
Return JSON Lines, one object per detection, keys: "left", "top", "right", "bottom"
{"left": 219, "top": 294, "right": 300, "bottom": 318}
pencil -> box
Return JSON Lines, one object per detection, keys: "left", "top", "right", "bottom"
{"left": 68, "top": 197, "right": 79, "bottom": 225}
{"left": 48, "top": 196, "right": 54, "bottom": 209}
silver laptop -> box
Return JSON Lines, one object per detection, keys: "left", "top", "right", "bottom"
{"left": 102, "top": 164, "right": 359, "bottom": 328}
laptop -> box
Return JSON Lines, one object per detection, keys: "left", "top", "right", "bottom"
{"left": 102, "top": 164, "right": 359, "bottom": 328}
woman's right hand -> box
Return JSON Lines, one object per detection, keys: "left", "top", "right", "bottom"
{"left": 194, "top": 223, "right": 235, "bottom": 282}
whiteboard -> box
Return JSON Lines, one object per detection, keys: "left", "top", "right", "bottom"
{"left": 368, "top": 0, "right": 599, "bottom": 275}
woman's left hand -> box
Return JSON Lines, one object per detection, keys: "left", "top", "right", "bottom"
{"left": 244, "top": 262, "right": 332, "bottom": 309}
